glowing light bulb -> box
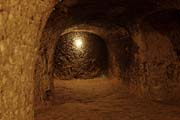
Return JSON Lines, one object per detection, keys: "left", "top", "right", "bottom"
{"left": 74, "top": 38, "right": 83, "bottom": 49}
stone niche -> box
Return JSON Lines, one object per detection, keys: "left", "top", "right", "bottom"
{"left": 53, "top": 32, "right": 108, "bottom": 80}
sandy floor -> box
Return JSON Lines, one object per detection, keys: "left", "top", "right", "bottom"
{"left": 35, "top": 78, "right": 180, "bottom": 120}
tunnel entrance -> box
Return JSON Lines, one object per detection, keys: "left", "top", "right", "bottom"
{"left": 53, "top": 32, "right": 108, "bottom": 80}
{"left": 33, "top": 1, "right": 180, "bottom": 120}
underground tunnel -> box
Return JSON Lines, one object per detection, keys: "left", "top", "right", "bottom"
{"left": 1, "top": 0, "right": 180, "bottom": 120}
{"left": 53, "top": 32, "right": 108, "bottom": 80}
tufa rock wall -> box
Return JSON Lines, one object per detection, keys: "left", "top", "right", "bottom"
{"left": 127, "top": 9, "right": 180, "bottom": 103}
{"left": 0, "top": 0, "right": 57, "bottom": 119}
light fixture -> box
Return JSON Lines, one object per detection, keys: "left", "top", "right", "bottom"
{"left": 74, "top": 37, "right": 83, "bottom": 49}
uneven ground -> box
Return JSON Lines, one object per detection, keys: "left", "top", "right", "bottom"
{"left": 35, "top": 78, "right": 180, "bottom": 120}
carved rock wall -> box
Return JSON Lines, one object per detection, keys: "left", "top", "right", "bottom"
{"left": 0, "top": 0, "right": 56, "bottom": 119}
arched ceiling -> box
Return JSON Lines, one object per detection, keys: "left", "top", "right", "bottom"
{"left": 57, "top": 0, "right": 180, "bottom": 25}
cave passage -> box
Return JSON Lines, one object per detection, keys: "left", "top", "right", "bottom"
{"left": 34, "top": 1, "right": 180, "bottom": 120}
{"left": 2, "top": 0, "right": 180, "bottom": 120}
{"left": 53, "top": 32, "right": 108, "bottom": 80}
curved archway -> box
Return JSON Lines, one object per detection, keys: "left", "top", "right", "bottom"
{"left": 53, "top": 32, "right": 109, "bottom": 80}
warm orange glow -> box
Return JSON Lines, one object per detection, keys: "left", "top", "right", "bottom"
{"left": 74, "top": 37, "right": 83, "bottom": 49}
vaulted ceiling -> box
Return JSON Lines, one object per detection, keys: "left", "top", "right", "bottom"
{"left": 57, "top": 0, "right": 180, "bottom": 25}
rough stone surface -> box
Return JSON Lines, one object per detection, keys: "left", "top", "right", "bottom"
{"left": 128, "top": 9, "right": 180, "bottom": 103}
{"left": 1, "top": 0, "right": 180, "bottom": 120}
{"left": 54, "top": 32, "right": 108, "bottom": 80}
{"left": 0, "top": 0, "right": 57, "bottom": 119}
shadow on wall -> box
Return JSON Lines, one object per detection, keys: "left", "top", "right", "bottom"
{"left": 144, "top": 9, "right": 180, "bottom": 57}
{"left": 128, "top": 9, "right": 180, "bottom": 104}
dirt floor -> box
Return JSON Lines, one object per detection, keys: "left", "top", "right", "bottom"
{"left": 35, "top": 78, "right": 180, "bottom": 120}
